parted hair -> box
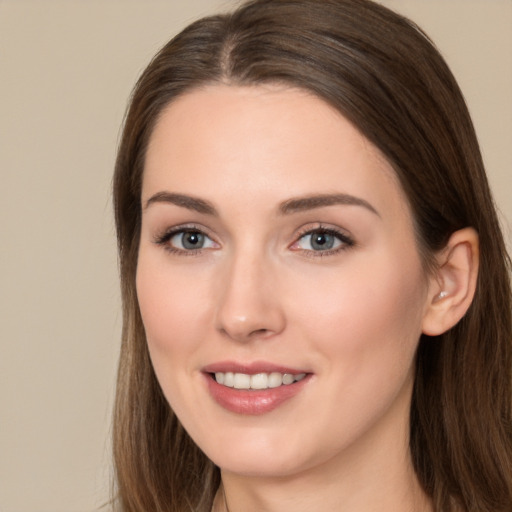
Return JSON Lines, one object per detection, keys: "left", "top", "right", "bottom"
{"left": 112, "top": 1, "right": 512, "bottom": 511}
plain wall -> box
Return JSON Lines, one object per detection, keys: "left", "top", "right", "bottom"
{"left": 1, "top": 1, "right": 510, "bottom": 511}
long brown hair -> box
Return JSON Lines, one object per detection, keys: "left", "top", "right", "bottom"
{"left": 112, "top": 1, "right": 512, "bottom": 510}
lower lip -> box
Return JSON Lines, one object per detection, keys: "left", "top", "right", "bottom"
{"left": 205, "top": 374, "right": 310, "bottom": 415}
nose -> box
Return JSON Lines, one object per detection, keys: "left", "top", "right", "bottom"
{"left": 215, "top": 251, "right": 286, "bottom": 343}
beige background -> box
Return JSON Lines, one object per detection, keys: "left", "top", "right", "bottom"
{"left": 1, "top": 1, "right": 511, "bottom": 511}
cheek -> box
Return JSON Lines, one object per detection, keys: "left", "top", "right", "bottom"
{"left": 135, "top": 255, "right": 217, "bottom": 420}
{"left": 290, "top": 250, "right": 427, "bottom": 368}
{"left": 135, "top": 256, "right": 210, "bottom": 360}
{"left": 285, "top": 253, "right": 426, "bottom": 451}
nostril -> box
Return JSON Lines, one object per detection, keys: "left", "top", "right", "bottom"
{"left": 250, "top": 328, "right": 270, "bottom": 337}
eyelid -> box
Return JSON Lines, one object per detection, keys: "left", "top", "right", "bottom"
{"left": 153, "top": 223, "right": 220, "bottom": 254}
{"left": 152, "top": 222, "right": 354, "bottom": 257}
{"left": 289, "top": 223, "right": 355, "bottom": 255}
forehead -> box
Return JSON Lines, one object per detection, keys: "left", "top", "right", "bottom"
{"left": 142, "top": 84, "right": 409, "bottom": 221}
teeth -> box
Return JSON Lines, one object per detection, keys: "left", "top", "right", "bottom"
{"left": 214, "top": 371, "right": 307, "bottom": 389}
{"left": 234, "top": 373, "right": 251, "bottom": 389}
{"left": 282, "top": 373, "right": 294, "bottom": 385}
{"left": 250, "top": 373, "right": 268, "bottom": 389}
{"left": 223, "top": 372, "right": 234, "bottom": 387}
{"left": 268, "top": 372, "right": 282, "bottom": 388}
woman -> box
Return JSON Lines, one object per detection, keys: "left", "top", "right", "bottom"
{"left": 112, "top": 0, "right": 512, "bottom": 511}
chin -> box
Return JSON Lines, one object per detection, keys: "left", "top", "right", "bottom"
{"left": 196, "top": 428, "right": 322, "bottom": 479}
{"left": 214, "top": 455, "right": 307, "bottom": 479}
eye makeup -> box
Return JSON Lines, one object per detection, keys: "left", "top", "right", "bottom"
{"left": 151, "top": 220, "right": 356, "bottom": 259}
{"left": 290, "top": 223, "right": 356, "bottom": 258}
{"left": 152, "top": 223, "right": 219, "bottom": 256}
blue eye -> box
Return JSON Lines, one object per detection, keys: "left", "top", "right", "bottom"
{"left": 154, "top": 227, "right": 218, "bottom": 253}
{"left": 295, "top": 228, "right": 353, "bottom": 252}
{"left": 169, "top": 230, "right": 217, "bottom": 251}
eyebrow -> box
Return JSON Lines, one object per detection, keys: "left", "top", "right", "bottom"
{"left": 279, "top": 193, "right": 380, "bottom": 216}
{"left": 144, "top": 192, "right": 218, "bottom": 215}
{"left": 143, "top": 191, "right": 379, "bottom": 217}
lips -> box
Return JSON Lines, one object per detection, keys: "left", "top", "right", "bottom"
{"left": 202, "top": 361, "right": 311, "bottom": 415}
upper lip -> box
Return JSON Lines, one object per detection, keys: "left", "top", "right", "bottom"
{"left": 202, "top": 360, "right": 309, "bottom": 375}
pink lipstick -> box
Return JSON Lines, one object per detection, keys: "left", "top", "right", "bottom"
{"left": 202, "top": 361, "right": 311, "bottom": 415}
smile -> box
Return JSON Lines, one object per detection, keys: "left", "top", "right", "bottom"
{"left": 214, "top": 371, "right": 307, "bottom": 390}
{"left": 203, "top": 363, "right": 312, "bottom": 414}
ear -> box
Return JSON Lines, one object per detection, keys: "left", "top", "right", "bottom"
{"left": 422, "top": 228, "right": 479, "bottom": 336}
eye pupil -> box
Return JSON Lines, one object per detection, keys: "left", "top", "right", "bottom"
{"left": 182, "top": 231, "right": 204, "bottom": 249}
{"left": 311, "top": 232, "right": 334, "bottom": 250}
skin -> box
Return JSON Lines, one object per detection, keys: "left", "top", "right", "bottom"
{"left": 136, "top": 84, "right": 440, "bottom": 511}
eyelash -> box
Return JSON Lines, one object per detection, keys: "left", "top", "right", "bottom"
{"left": 152, "top": 224, "right": 355, "bottom": 257}
{"left": 291, "top": 225, "right": 355, "bottom": 257}
{"left": 153, "top": 224, "right": 216, "bottom": 257}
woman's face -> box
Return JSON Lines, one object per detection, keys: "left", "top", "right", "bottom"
{"left": 137, "top": 85, "right": 433, "bottom": 478}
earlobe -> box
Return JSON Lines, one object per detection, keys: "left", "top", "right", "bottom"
{"left": 422, "top": 228, "right": 479, "bottom": 336}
